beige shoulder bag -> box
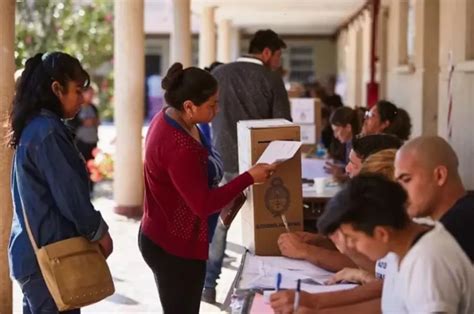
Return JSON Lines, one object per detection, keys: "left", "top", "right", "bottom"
{"left": 22, "top": 206, "right": 115, "bottom": 310}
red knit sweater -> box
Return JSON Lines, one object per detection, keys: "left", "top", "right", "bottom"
{"left": 141, "top": 111, "right": 254, "bottom": 260}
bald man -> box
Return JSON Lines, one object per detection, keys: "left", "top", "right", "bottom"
{"left": 270, "top": 136, "right": 474, "bottom": 313}
{"left": 395, "top": 135, "right": 474, "bottom": 261}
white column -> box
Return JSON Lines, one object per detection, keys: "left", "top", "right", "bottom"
{"left": 0, "top": 1, "right": 15, "bottom": 312}
{"left": 230, "top": 26, "right": 241, "bottom": 62}
{"left": 171, "top": 0, "right": 192, "bottom": 67}
{"left": 113, "top": 0, "right": 144, "bottom": 217}
{"left": 217, "top": 19, "right": 232, "bottom": 63}
{"left": 199, "top": 6, "right": 216, "bottom": 68}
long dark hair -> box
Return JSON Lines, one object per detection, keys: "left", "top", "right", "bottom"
{"left": 8, "top": 52, "right": 90, "bottom": 149}
{"left": 329, "top": 106, "right": 361, "bottom": 137}
{"left": 162, "top": 62, "right": 217, "bottom": 110}
{"left": 376, "top": 100, "right": 412, "bottom": 141}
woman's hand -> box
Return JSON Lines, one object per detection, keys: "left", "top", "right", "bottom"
{"left": 248, "top": 163, "right": 277, "bottom": 184}
{"left": 97, "top": 231, "right": 113, "bottom": 259}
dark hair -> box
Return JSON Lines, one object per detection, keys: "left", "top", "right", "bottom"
{"left": 8, "top": 52, "right": 90, "bottom": 148}
{"left": 162, "top": 62, "right": 218, "bottom": 111}
{"left": 204, "top": 61, "right": 223, "bottom": 73}
{"left": 352, "top": 134, "right": 402, "bottom": 161}
{"left": 376, "top": 100, "right": 412, "bottom": 141}
{"left": 317, "top": 174, "right": 410, "bottom": 235}
{"left": 330, "top": 107, "right": 361, "bottom": 136}
{"left": 248, "top": 29, "right": 287, "bottom": 54}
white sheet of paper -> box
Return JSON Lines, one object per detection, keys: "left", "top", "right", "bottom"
{"left": 257, "top": 141, "right": 302, "bottom": 164}
{"left": 301, "top": 158, "right": 329, "bottom": 179}
{"left": 238, "top": 254, "right": 357, "bottom": 293}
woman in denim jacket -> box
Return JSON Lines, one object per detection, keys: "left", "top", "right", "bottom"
{"left": 7, "top": 52, "right": 113, "bottom": 314}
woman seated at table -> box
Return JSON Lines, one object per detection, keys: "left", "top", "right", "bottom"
{"left": 361, "top": 100, "right": 412, "bottom": 141}
{"left": 324, "top": 106, "right": 362, "bottom": 182}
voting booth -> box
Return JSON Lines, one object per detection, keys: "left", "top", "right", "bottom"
{"left": 237, "top": 119, "right": 304, "bottom": 256}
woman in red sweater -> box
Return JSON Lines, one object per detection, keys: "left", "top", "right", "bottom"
{"left": 139, "top": 63, "right": 275, "bottom": 314}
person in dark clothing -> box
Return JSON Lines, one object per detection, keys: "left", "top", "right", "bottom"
{"left": 67, "top": 86, "right": 100, "bottom": 193}
{"left": 395, "top": 136, "right": 474, "bottom": 261}
{"left": 203, "top": 29, "right": 291, "bottom": 304}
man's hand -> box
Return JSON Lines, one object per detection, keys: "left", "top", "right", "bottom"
{"left": 325, "top": 267, "right": 374, "bottom": 285}
{"left": 292, "top": 231, "right": 320, "bottom": 244}
{"left": 278, "top": 233, "right": 309, "bottom": 259}
{"left": 324, "top": 161, "right": 348, "bottom": 183}
{"left": 97, "top": 231, "right": 113, "bottom": 259}
{"left": 270, "top": 290, "right": 314, "bottom": 313}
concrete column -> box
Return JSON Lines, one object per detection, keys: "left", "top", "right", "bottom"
{"left": 0, "top": 1, "right": 15, "bottom": 312}
{"left": 114, "top": 0, "right": 144, "bottom": 217}
{"left": 355, "top": 24, "right": 364, "bottom": 107}
{"left": 419, "top": 0, "right": 440, "bottom": 135}
{"left": 199, "top": 6, "right": 216, "bottom": 68}
{"left": 217, "top": 19, "right": 232, "bottom": 63}
{"left": 171, "top": 0, "right": 192, "bottom": 67}
{"left": 230, "top": 26, "right": 241, "bottom": 62}
{"left": 361, "top": 11, "right": 372, "bottom": 107}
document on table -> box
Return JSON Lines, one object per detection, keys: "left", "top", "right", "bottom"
{"left": 238, "top": 254, "right": 358, "bottom": 293}
{"left": 257, "top": 141, "right": 302, "bottom": 164}
{"left": 301, "top": 158, "right": 329, "bottom": 179}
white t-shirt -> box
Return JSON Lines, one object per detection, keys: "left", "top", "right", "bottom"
{"left": 382, "top": 222, "right": 474, "bottom": 314}
{"left": 375, "top": 253, "right": 397, "bottom": 279}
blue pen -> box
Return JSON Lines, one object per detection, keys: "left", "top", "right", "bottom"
{"left": 293, "top": 279, "right": 301, "bottom": 311}
{"left": 275, "top": 272, "right": 282, "bottom": 291}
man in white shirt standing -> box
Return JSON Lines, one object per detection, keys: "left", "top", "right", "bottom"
{"left": 317, "top": 174, "right": 474, "bottom": 314}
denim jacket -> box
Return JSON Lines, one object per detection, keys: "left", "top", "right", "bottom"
{"left": 8, "top": 109, "right": 108, "bottom": 280}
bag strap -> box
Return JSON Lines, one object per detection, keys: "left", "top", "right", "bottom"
{"left": 21, "top": 205, "right": 40, "bottom": 253}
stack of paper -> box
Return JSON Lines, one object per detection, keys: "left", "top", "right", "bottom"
{"left": 238, "top": 254, "right": 358, "bottom": 294}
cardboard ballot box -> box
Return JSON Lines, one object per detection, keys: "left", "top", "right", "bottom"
{"left": 290, "top": 98, "right": 323, "bottom": 153}
{"left": 237, "top": 119, "right": 304, "bottom": 256}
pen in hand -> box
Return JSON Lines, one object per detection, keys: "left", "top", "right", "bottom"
{"left": 293, "top": 279, "right": 301, "bottom": 311}
{"left": 275, "top": 272, "right": 282, "bottom": 292}
{"left": 281, "top": 214, "right": 290, "bottom": 232}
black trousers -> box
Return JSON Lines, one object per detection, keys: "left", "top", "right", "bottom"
{"left": 138, "top": 230, "right": 206, "bottom": 314}
{"left": 76, "top": 140, "right": 97, "bottom": 193}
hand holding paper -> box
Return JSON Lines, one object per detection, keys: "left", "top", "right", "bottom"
{"left": 257, "top": 141, "right": 303, "bottom": 165}
{"left": 248, "top": 163, "right": 277, "bottom": 184}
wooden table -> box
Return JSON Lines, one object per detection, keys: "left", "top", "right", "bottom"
{"left": 302, "top": 184, "right": 338, "bottom": 232}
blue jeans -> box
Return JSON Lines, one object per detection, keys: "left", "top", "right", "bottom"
{"left": 18, "top": 272, "right": 80, "bottom": 314}
{"left": 204, "top": 172, "right": 237, "bottom": 289}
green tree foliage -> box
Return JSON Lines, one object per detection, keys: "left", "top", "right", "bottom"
{"left": 16, "top": 0, "right": 114, "bottom": 121}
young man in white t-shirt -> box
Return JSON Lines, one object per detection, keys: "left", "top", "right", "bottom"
{"left": 317, "top": 174, "right": 474, "bottom": 313}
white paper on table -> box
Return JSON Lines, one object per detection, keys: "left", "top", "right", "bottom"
{"left": 301, "top": 283, "right": 358, "bottom": 294}
{"left": 238, "top": 254, "right": 352, "bottom": 292}
{"left": 257, "top": 141, "right": 302, "bottom": 164}
{"left": 301, "top": 158, "right": 329, "bottom": 179}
